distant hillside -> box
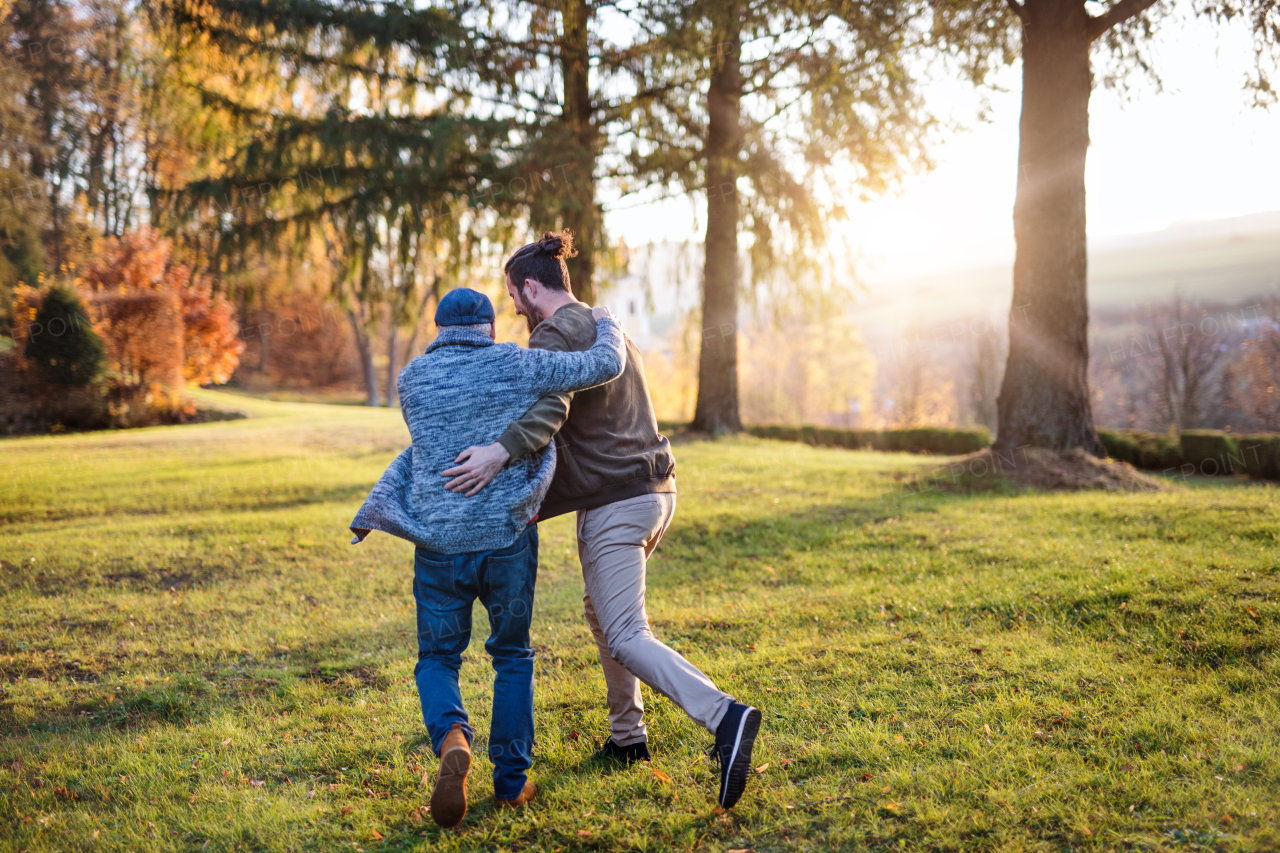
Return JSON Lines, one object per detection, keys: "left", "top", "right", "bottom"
{"left": 852, "top": 220, "right": 1280, "bottom": 334}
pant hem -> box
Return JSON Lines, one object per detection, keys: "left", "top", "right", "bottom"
{"left": 494, "top": 779, "right": 529, "bottom": 801}
{"left": 705, "top": 695, "right": 735, "bottom": 735}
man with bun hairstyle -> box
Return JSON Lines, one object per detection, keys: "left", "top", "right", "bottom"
{"left": 349, "top": 287, "right": 627, "bottom": 829}
{"left": 442, "top": 231, "right": 763, "bottom": 810}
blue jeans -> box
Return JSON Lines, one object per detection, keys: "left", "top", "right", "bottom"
{"left": 412, "top": 523, "right": 538, "bottom": 800}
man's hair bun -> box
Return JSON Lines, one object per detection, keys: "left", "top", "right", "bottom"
{"left": 504, "top": 229, "right": 577, "bottom": 294}
{"left": 535, "top": 230, "right": 577, "bottom": 261}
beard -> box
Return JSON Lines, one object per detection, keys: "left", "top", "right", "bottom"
{"left": 516, "top": 294, "right": 544, "bottom": 333}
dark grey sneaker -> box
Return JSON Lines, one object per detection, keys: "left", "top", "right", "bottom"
{"left": 712, "top": 702, "right": 761, "bottom": 808}
{"left": 592, "top": 738, "right": 651, "bottom": 765}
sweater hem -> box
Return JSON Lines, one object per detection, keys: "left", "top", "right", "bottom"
{"left": 351, "top": 522, "right": 527, "bottom": 556}
{"left": 537, "top": 475, "right": 676, "bottom": 521}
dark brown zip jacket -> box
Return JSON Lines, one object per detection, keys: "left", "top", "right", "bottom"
{"left": 494, "top": 302, "right": 676, "bottom": 519}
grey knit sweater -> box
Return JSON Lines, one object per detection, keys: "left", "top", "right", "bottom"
{"left": 349, "top": 317, "right": 627, "bottom": 554}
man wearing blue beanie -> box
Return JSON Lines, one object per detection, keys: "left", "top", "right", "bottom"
{"left": 349, "top": 286, "right": 625, "bottom": 828}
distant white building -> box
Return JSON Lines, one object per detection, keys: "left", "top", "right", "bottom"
{"left": 597, "top": 241, "right": 703, "bottom": 353}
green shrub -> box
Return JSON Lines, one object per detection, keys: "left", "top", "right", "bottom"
{"left": 1237, "top": 435, "right": 1280, "bottom": 480}
{"left": 1180, "top": 431, "right": 1242, "bottom": 476}
{"left": 812, "top": 427, "right": 845, "bottom": 447}
{"left": 1138, "top": 433, "right": 1184, "bottom": 471}
{"left": 1098, "top": 429, "right": 1140, "bottom": 466}
{"left": 1099, "top": 429, "right": 1184, "bottom": 471}
{"left": 23, "top": 285, "right": 105, "bottom": 387}
{"left": 1264, "top": 437, "right": 1280, "bottom": 481}
{"left": 843, "top": 430, "right": 870, "bottom": 450}
{"left": 1266, "top": 437, "right": 1280, "bottom": 480}
{"left": 746, "top": 424, "right": 990, "bottom": 455}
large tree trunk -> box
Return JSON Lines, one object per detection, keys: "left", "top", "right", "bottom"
{"left": 559, "top": 0, "right": 598, "bottom": 305}
{"left": 691, "top": 9, "right": 743, "bottom": 434}
{"left": 994, "top": 0, "right": 1104, "bottom": 455}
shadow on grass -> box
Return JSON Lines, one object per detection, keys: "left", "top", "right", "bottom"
{"left": 0, "top": 625, "right": 409, "bottom": 739}
{"left": 650, "top": 483, "right": 1278, "bottom": 672}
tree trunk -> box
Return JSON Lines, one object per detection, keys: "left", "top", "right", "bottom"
{"left": 559, "top": 0, "right": 598, "bottom": 305}
{"left": 994, "top": 0, "right": 1104, "bottom": 455}
{"left": 347, "top": 309, "right": 380, "bottom": 407}
{"left": 691, "top": 9, "right": 743, "bottom": 434}
{"left": 385, "top": 321, "right": 399, "bottom": 407}
{"left": 259, "top": 319, "right": 270, "bottom": 373}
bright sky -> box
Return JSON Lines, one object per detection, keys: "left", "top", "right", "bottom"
{"left": 605, "top": 11, "right": 1280, "bottom": 284}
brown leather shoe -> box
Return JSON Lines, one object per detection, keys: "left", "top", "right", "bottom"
{"left": 428, "top": 723, "right": 471, "bottom": 828}
{"left": 496, "top": 779, "right": 537, "bottom": 809}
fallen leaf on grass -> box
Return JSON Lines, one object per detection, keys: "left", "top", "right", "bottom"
{"left": 894, "top": 734, "right": 904, "bottom": 742}
{"left": 250, "top": 780, "right": 264, "bottom": 787}
{"left": 341, "top": 806, "right": 355, "bottom": 815}
{"left": 369, "top": 829, "right": 383, "bottom": 840}
{"left": 1121, "top": 764, "right": 1133, "bottom": 772}
{"left": 884, "top": 802, "right": 900, "bottom": 810}
{"left": 652, "top": 769, "right": 671, "bottom": 783}
{"left": 1080, "top": 824, "right": 1091, "bottom": 836}
{"left": 221, "top": 738, "right": 233, "bottom": 747}
{"left": 1246, "top": 608, "right": 1260, "bottom": 620}
{"left": 1033, "top": 730, "right": 1047, "bottom": 742}
{"left": 754, "top": 763, "right": 769, "bottom": 773}
{"left": 969, "top": 647, "right": 984, "bottom": 655}
{"left": 881, "top": 785, "right": 891, "bottom": 794}
{"left": 1221, "top": 814, "right": 1233, "bottom": 824}
{"left": 577, "top": 830, "right": 592, "bottom": 837}
{"left": 861, "top": 773, "right": 873, "bottom": 782}
{"left": 984, "top": 724, "right": 992, "bottom": 737}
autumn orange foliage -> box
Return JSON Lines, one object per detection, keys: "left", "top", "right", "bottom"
{"left": 81, "top": 228, "right": 244, "bottom": 387}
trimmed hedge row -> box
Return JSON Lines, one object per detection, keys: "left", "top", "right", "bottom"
{"left": 1098, "top": 429, "right": 1280, "bottom": 480}
{"left": 663, "top": 420, "right": 1280, "bottom": 476}
{"left": 746, "top": 424, "right": 992, "bottom": 455}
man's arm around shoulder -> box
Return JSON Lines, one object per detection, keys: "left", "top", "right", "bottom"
{"left": 440, "top": 308, "right": 615, "bottom": 496}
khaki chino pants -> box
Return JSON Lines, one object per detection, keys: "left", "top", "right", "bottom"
{"left": 576, "top": 493, "right": 734, "bottom": 746}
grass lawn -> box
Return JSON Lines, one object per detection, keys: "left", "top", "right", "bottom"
{"left": 2, "top": 389, "right": 1278, "bottom": 852}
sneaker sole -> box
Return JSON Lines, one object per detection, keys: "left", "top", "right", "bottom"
{"left": 719, "top": 707, "right": 762, "bottom": 808}
{"left": 430, "top": 746, "right": 471, "bottom": 828}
